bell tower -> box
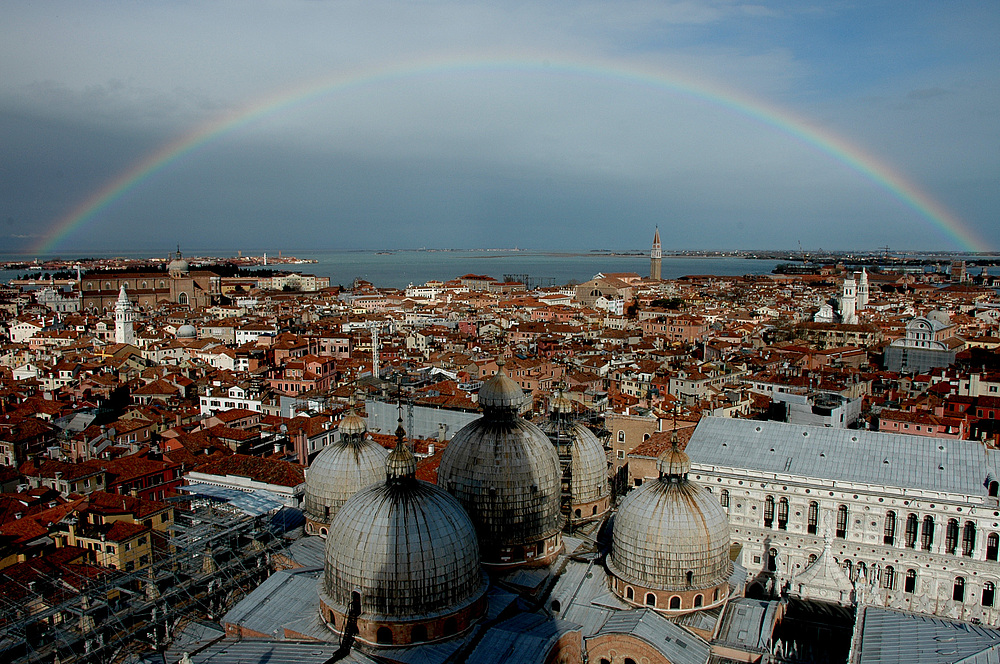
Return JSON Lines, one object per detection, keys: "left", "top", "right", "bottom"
{"left": 650, "top": 227, "right": 662, "bottom": 281}
{"left": 114, "top": 285, "right": 136, "bottom": 345}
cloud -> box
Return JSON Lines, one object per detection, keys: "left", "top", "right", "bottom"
{"left": 0, "top": 0, "right": 996, "bottom": 253}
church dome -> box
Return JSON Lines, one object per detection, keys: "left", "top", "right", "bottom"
{"left": 437, "top": 367, "right": 563, "bottom": 568}
{"left": 608, "top": 443, "right": 731, "bottom": 612}
{"left": 175, "top": 324, "right": 197, "bottom": 339}
{"left": 538, "top": 400, "right": 611, "bottom": 523}
{"left": 302, "top": 413, "right": 388, "bottom": 536}
{"left": 320, "top": 429, "right": 487, "bottom": 646}
{"left": 564, "top": 422, "right": 611, "bottom": 506}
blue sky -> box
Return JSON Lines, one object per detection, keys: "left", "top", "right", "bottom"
{"left": 1, "top": 1, "right": 997, "bottom": 254}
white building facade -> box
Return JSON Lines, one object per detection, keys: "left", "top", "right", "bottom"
{"left": 680, "top": 417, "right": 1000, "bottom": 626}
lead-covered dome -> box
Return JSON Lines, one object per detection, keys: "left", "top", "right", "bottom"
{"left": 608, "top": 441, "right": 731, "bottom": 613}
{"left": 539, "top": 393, "right": 611, "bottom": 524}
{"left": 302, "top": 409, "right": 388, "bottom": 536}
{"left": 320, "top": 425, "right": 487, "bottom": 646}
{"left": 438, "top": 365, "right": 563, "bottom": 568}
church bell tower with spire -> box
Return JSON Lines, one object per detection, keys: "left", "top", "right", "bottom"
{"left": 650, "top": 227, "right": 662, "bottom": 281}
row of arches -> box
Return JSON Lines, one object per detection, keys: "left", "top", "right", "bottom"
{"left": 621, "top": 584, "right": 721, "bottom": 611}
{"left": 839, "top": 559, "right": 997, "bottom": 606}
{"left": 721, "top": 493, "right": 997, "bottom": 560}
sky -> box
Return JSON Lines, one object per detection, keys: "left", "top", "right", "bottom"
{"left": 1, "top": 1, "right": 997, "bottom": 255}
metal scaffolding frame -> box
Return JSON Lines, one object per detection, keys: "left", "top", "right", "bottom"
{"left": 0, "top": 501, "right": 296, "bottom": 664}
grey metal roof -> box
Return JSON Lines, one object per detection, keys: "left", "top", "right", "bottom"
{"left": 715, "top": 598, "right": 779, "bottom": 653}
{"left": 594, "top": 609, "right": 710, "bottom": 664}
{"left": 549, "top": 559, "right": 624, "bottom": 637}
{"left": 285, "top": 533, "right": 327, "bottom": 568}
{"left": 687, "top": 417, "right": 1000, "bottom": 497}
{"left": 181, "top": 641, "right": 377, "bottom": 664}
{"left": 466, "top": 612, "right": 581, "bottom": 664}
{"left": 220, "top": 567, "right": 323, "bottom": 639}
{"left": 854, "top": 606, "right": 1000, "bottom": 664}
{"left": 180, "top": 482, "right": 284, "bottom": 516}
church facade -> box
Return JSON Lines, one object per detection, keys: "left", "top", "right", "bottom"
{"left": 81, "top": 251, "right": 221, "bottom": 312}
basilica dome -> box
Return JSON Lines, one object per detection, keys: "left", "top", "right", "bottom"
{"left": 608, "top": 443, "right": 731, "bottom": 613}
{"left": 538, "top": 393, "right": 611, "bottom": 524}
{"left": 437, "top": 365, "right": 563, "bottom": 568}
{"left": 320, "top": 422, "right": 488, "bottom": 646}
{"left": 302, "top": 407, "right": 388, "bottom": 536}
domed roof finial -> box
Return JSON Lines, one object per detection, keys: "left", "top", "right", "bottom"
{"left": 658, "top": 405, "right": 690, "bottom": 481}
{"left": 386, "top": 400, "right": 416, "bottom": 480}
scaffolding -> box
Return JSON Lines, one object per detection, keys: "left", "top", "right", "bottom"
{"left": 0, "top": 501, "right": 295, "bottom": 664}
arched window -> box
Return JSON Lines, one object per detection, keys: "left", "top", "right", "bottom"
{"left": 963, "top": 522, "right": 976, "bottom": 557}
{"left": 669, "top": 596, "right": 681, "bottom": 610}
{"left": 946, "top": 519, "right": 960, "bottom": 554}
{"left": 984, "top": 582, "right": 996, "bottom": 607}
{"left": 178, "top": 292, "right": 189, "bottom": 305}
{"left": 643, "top": 433, "right": 650, "bottom": 441}
{"left": 778, "top": 497, "right": 789, "bottom": 530}
{"left": 625, "top": 659, "right": 637, "bottom": 664}
{"left": 575, "top": 509, "right": 581, "bottom": 518}
{"left": 904, "top": 569, "right": 916, "bottom": 594}
{"left": 721, "top": 489, "right": 730, "bottom": 508}
{"left": 320, "top": 528, "right": 328, "bottom": 537}
{"left": 645, "top": 593, "right": 656, "bottom": 607}
{"left": 988, "top": 533, "right": 999, "bottom": 561}
{"left": 953, "top": 577, "right": 966, "bottom": 602}
{"left": 617, "top": 430, "right": 625, "bottom": 442}
{"left": 884, "top": 511, "right": 897, "bottom": 545}
{"left": 884, "top": 566, "right": 896, "bottom": 590}
{"left": 686, "top": 570, "right": 694, "bottom": 586}
{"left": 694, "top": 594, "right": 703, "bottom": 607}
{"left": 550, "top": 600, "right": 561, "bottom": 613}
{"left": 905, "top": 513, "right": 918, "bottom": 548}
{"left": 713, "top": 588, "right": 719, "bottom": 602}
{"left": 922, "top": 516, "right": 935, "bottom": 551}
{"left": 626, "top": 586, "right": 634, "bottom": 600}
{"left": 141, "top": 281, "right": 147, "bottom": 289}
{"left": 808, "top": 553, "right": 817, "bottom": 565}
{"left": 159, "top": 280, "right": 165, "bottom": 288}
{"left": 592, "top": 505, "right": 598, "bottom": 515}
{"left": 836, "top": 504, "right": 848, "bottom": 539}
{"left": 376, "top": 626, "right": 393, "bottom": 644}
{"left": 808, "top": 501, "right": 819, "bottom": 535}
{"left": 764, "top": 495, "right": 775, "bottom": 528}
{"left": 990, "top": 481, "right": 999, "bottom": 498}
{"left": 411, "top": 624, "right": 427, "bottom": 642}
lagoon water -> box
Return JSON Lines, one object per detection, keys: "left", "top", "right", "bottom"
{"left": 1, "top": 249, "right": 785, "bottom": 290}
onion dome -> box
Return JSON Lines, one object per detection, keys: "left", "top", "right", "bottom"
{"left": 175, "top": 324, "right": 197, "bottom": 339}
{"left": 437, "top": 364, "right": 564, "bottom": 568}
{"left": 320, "top": 420, "right": 488, "bottom": 646}
{"left": 608, "top": 436, "right": 731, "bottom": 613}
{"left": 302, "top": 409, "right": 388, "bottom": 536}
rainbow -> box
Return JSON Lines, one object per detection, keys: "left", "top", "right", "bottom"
{"left": 33, "top": 56, "right": 990, "bottom": 254}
